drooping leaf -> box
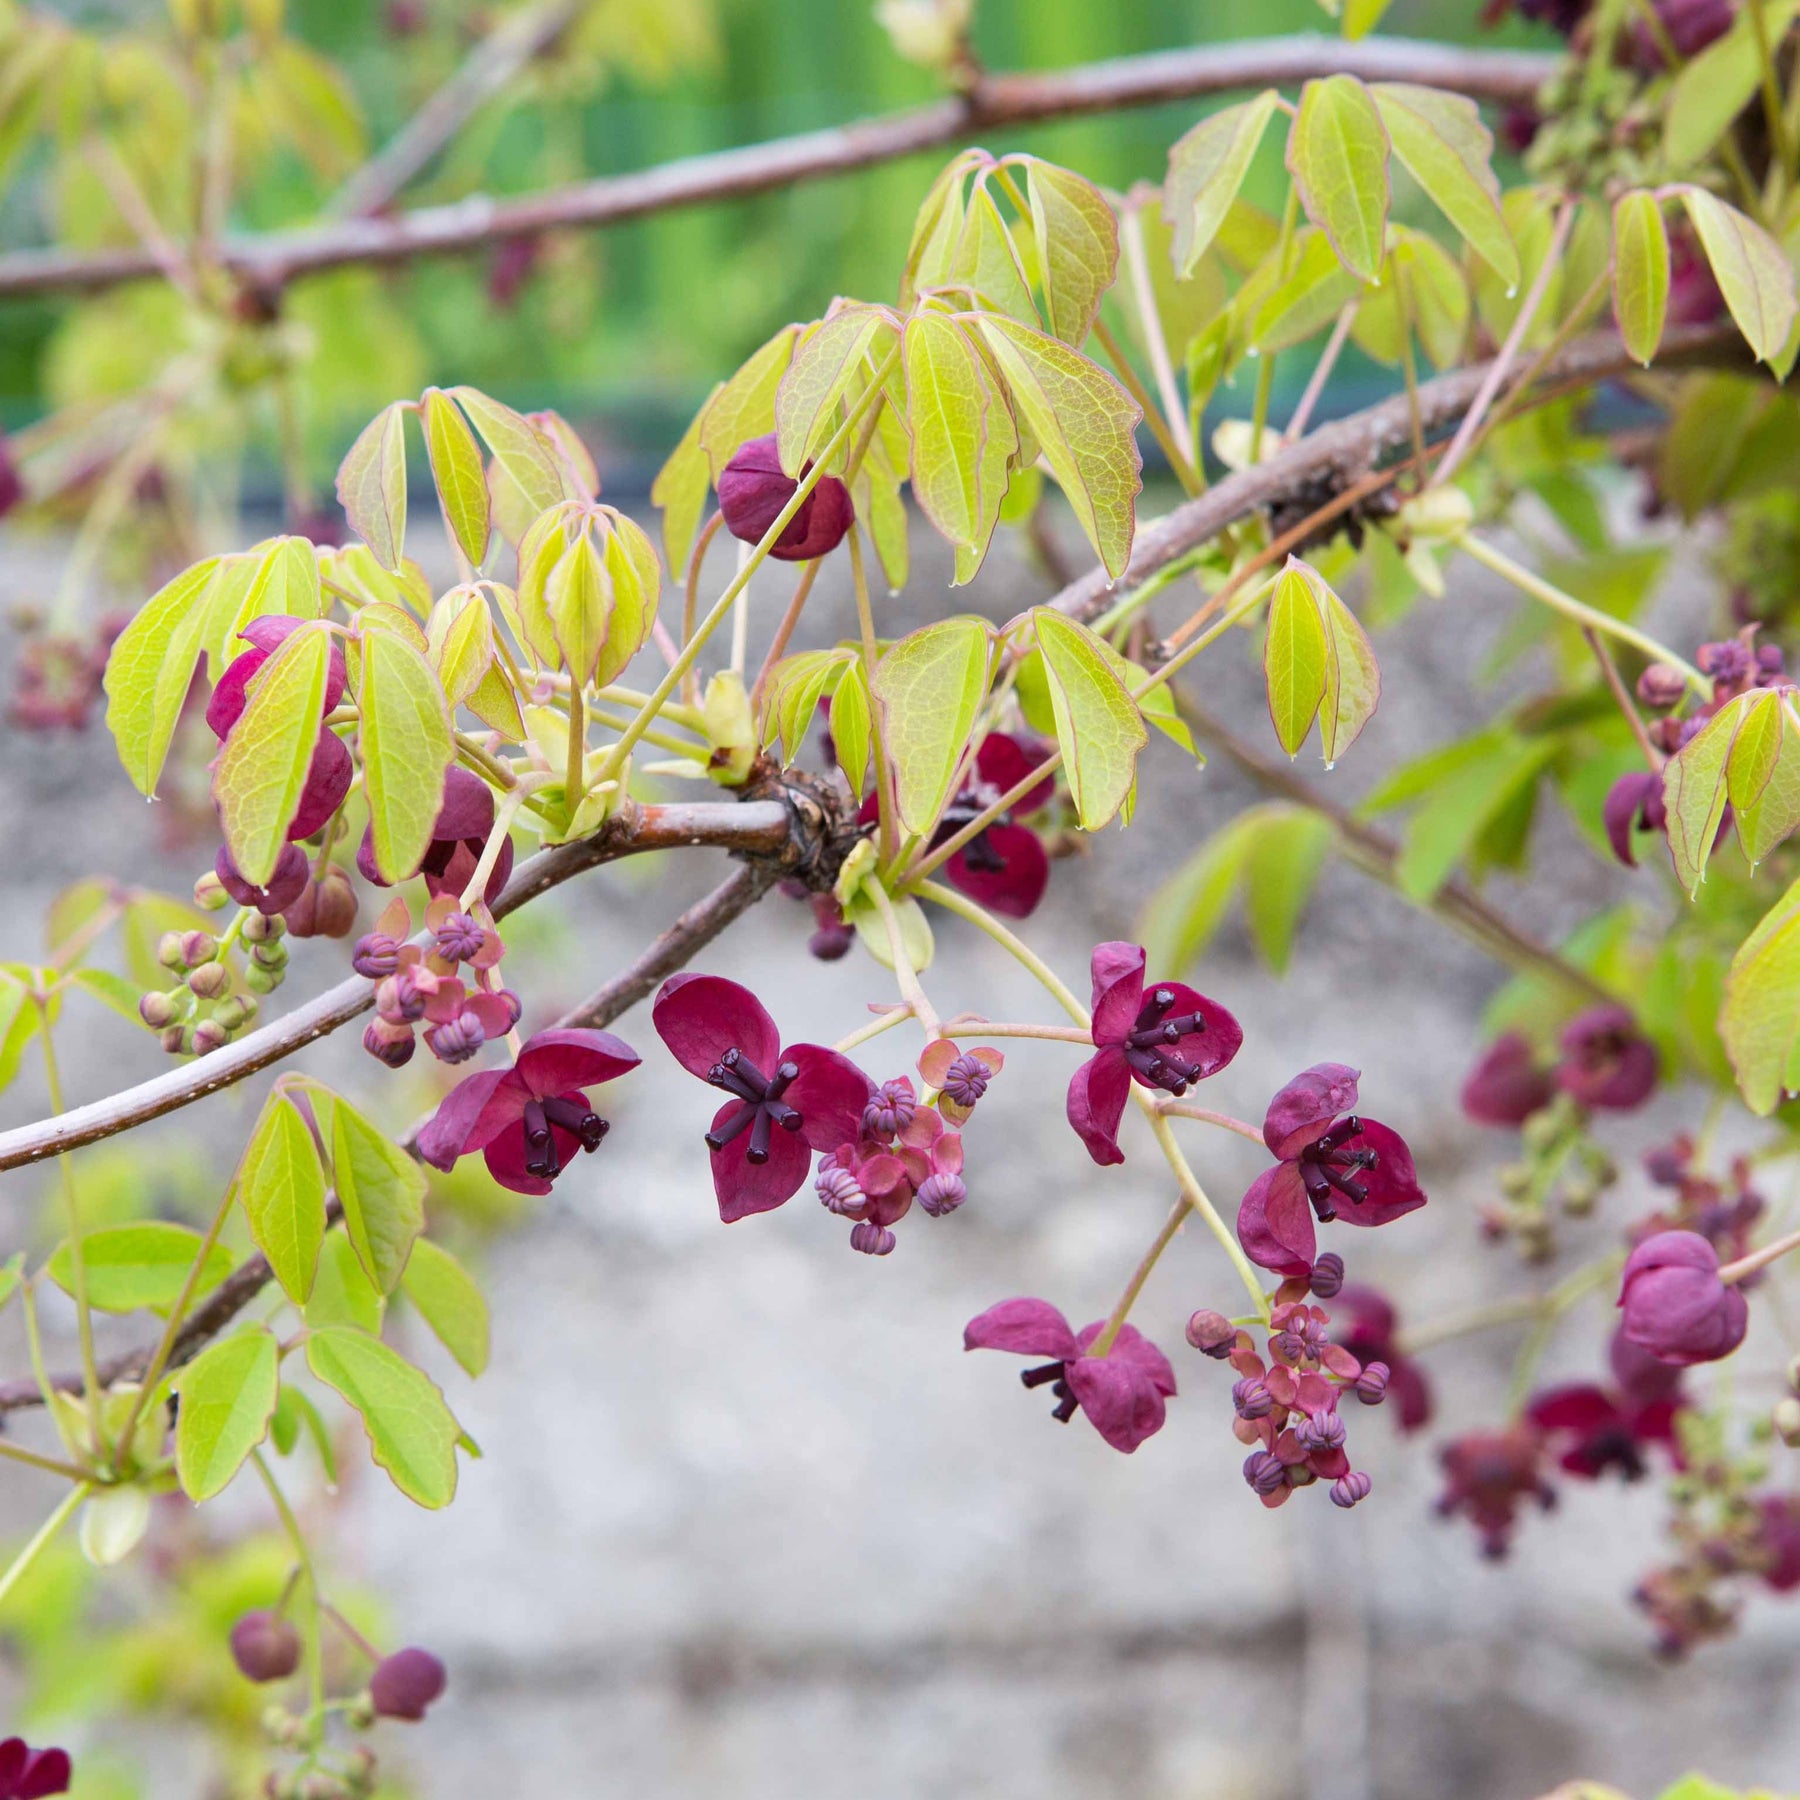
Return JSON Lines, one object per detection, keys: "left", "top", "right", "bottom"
{"left": 242, "top": 535, "right": 323, "bottom": 625}
{"left": 847, "top": 888, "right": 936, "bottom": 974}
{"left": 1729, "top": 692, "right": 1800, "bottom": 868}
{"left": 761, "top": 649, "right": 851, "bottom": 765}
{"left": 1612, "top": 191, "right": 1671, "bottom": 366}
{"left": 1263, "top": 565, "right": 1330, "bottom": 757}
{"left": 103, "top": 557, "right": 224, "bottom": 797}
{"left": 46, "top": 1222, "right": 233, "bottom": 1316}
{"left": 1666, "top": 0, "right": 1800, "bottom": 169}
{"left": 698, "top": 325, "right": 801, "bottom": 482}
{"left": 870, "top": 616, "right": 993, "bottom": 836}
{"left": 1286, "top": 75, "right": 1391, "bottom": 283}
{"left": 270, "top": 1384, "right": 338, "bottom": 1482}
{"left": 174, "top": 1327, "right": 279, "bottom": 1501}
{"left": 776, "top": 306, "right": 896, "bottom": 473}
{"left": 1030, "top": 609, "right": 1147, "bottom": 830}
{"left": 1163, "top": 91, "right": 1282, "bottom": 277}
{"left": 422, "top": 388, "right": 491, "bottom": 570}
{"left": 448, "top": 386, "right": 565, "bottom": 521}
{"left": 1021, "top": 156, "right": 1119, "bottom": 345}
{"left": 331, "top": 1095, "right": 427, "bottom": 1296}
{"left": 427, "top": 586, "right": 495, "bottom": 707}
{"left": 238, "top": 1091, "right": 327, "bottom": 1306}
{"left": 1308, "top": 564, "right": 1382, "bottom": 765}
{"left": 212, "top": 621, "right": 331, "bottom": 885}
{"left": 1674, "top": 186, "right": 1799, "bottom": 365}
{"left": 358, "top": 626, "right": 453, "bottom": 885}
{"left": 402, "top": 1238, "right": 491, "bottom": 1378}
{"left": 336, "top": 401, "right": 408, "bottom": 572}
{"left": 1663, "top": 695, "right": 1743, "bottom": 894}
{"left": 970, "top": 314, "right": 1141, "bottom": 579}
{"left": 543, "top": 528, "right": 612, "bottom": 686}
{"left": 306, "top": 1326, "right": 462, "bottom": 1509}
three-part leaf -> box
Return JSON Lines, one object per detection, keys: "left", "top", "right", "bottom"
{"left": 1262, "top": 559, "right": 1382, "bottom": 764}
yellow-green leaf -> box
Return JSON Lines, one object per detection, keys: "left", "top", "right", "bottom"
{"left": 698, "top": 325, "right": 800, "bottom": 482}
{"left": 1665, "top": 1, "right": 1800, "bottom": 170}
{"left": 1675, "top": 186, "right": 1799, "bottom": 365}
{"left": 1030, "top": 609, "right": 1147, "bottom": 830}
{"left": 1163, "top": 90, "right": 1281, "bottom": 277}
{"left": 422, "top": 387, "right": 491, "bottom": 569}
{"left": 304, "top": 1227, "right": 385, "bottom": 1336}
{"left": 903, "top": 311, "right": 1012, "bottom": 584}
{"left": 1663, "top": 695, "right": 1742, "bottom": 895}
{"left": 335, "top": 401, "right": 408, "bottom": 571}
{"left": 1308, "top": 564, "right": 1382, "bottom": 765}
{"left": 1731, "top": 692, "right": 1800, "bottom": 868}
{"left": 448, "top": 386, "right": 565, "bottom": 520}
{"left": 1287, "top": 75, "right": 1391, "bottom": 283}
{"left": 103, "top": 557, "right": 223, "bottom": 796}
{"left": 174, "top": 1327, "right": 279, "bottom": 1501}
{"left": 871, "top": 616, "right": 992, "bottom": 836}
{"left": 592, "top": 510, "right": 662, "bottom": 690}
{"left": 776, "top": 306, "right": 896, "bottom": 473}
{"left": 242, "top": 535, "right": 323, "bottom": 625}
{"left": 1021, "top": 156, "right": 1119, "bottom": 345}
{"left": 1612, "top": 191, "right": 1671, "bottom": 366}
{"left": 1264, "top": 565, "right": 1330, "bottom": 757}
{"left": 331, "top": 1097, "right": 425, "bottom": 1296}
{"left": 213, "top": 621, "right": 331, "bottom": 885}
{"left": 544, "top": 529, "right": 613, "bottom": 686}
{"left": 402, "top": 1238, "right": 490, "bottom": 1378}
{"left": 47, "top": 1222, "right": 233, "bottom": 1316}
{"left": 359, "top": 626, "right": 453, "bottom": 884}
{"left": 306, "top": 1326, "right": 461, "bottom": 1509}
{"left": 427, "top": 586, "right": 495, "bottom": 707}
{"left": 831, "top": 658, "right": 874, "bottom": 796}
{"left": 238, "top": 1091, "right": 327, "bottom": 1306}
{"left": 1723, "top": 876, "right": 1800, "bottom": 1110}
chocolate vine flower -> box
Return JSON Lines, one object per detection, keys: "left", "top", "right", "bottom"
{"left": 229, "top": 1609, "right": 302, "bottom": 1682}
{"left": 1460, "top": 1032, "right": 1556, "bottom": 1127}
{"left": 1525, "top": 1379, "right": 1682, "bottom": 1483}
{"left": 370, "top": 1646, "right": 447, "bottom": 1721}
{"left": 1436, "top": 1425, "right": 1555, "bottom": 1559}
{"left": 1333, "top": 1285, "right": 1433, "bottom": 1432}
{"left": 0, "top": 1740, "right": 70, "bottom": 1800}
{"left": 963, "top": 1298, "right": 1176, "bottom": 1453}
{"left": 1556, "top": 1006, "right": 1659, "bottom": 1111}
{"left": 918, "top": 1036, "right": 1003, "bottom": 1125}
{"left": 357, "top": 765, "right": 514, "bottom": 907}
{"left": 717, "top": 433, "right": 854, "bottom": 562}
{"left": 1236, "top": 1065, "right": 1427, "bottom": 1280}
{"left": 1618, "top": 1230, "right": 1749, "bottom": 1365}
{"left": 1603, "top": 770, "right": 1668, "bottom": 870}
{"left": 932, "top": 731, "right": 1056, "bottom": 919}
{"left": 652, "top": 973, "right": 873, "bottom": 1222}
{"left": 1066, "top": 942, "right": 1242, "bottom": 1167}
{"left": 417, "top": 1028, "right": 640, "bottom": 1195}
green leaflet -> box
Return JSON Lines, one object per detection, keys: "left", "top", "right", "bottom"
{"left": 102, "top": 557, "right": 224, "bottom": 797}
{"left": 592, "top": 510, "right": 662, "bottom": 690}
{"left": 698, "top": 325, "right": 801, "bottom": 483}
{"left": 1665, "top": 1, "right": 1800, "bottom": 169}
{"left": 1370, "top": 82, "right": 1517, "bottom": 288}
{"left": 1020, "top": 156, "right": 1119, "bottom": 346}
{"left": 1673, "top": 186, "right": 1799, "bottom": 366}
{"left": 831, "top": 659, "right": 874, "bottom": 797}
{"left": 336, "top": 400, "right": 408, "bottom": 571}
{"left": 402, "top": 1238, "right": 491, "bottom": 1378}
{"left": 848, "top": 888, "right": 936, "bottom": 974}
{"left": 1263, "top": 566, "right": 1330, "bottom": 756}
{"left": 331, "top": 1092, "right": 426, "bottom": 1295}
{"left": 544, "top": 527, "right": 613, "bottom": 686}
{"left": 1286, "top": 75, "right": 1391, "bottom": 284}
{"left": 1163, "top": 90, "right": 1281, "bottom": 277}
{"left": 870, "top": 616, "right": 992, "bottom": 837}
{"left": 304, "top": 1227, "right": 385, "bottom": 1336}
{"left": 651, "top": 381, "right": 720, "bottom": 580}
{"left": 761, "top": 648, "right": 853, "bottom": 766}
{"left": 1612, "top": 191, "right": 1670, "bottom": 366}
{"left": 358, "top": 625, "right": 453, "bottom": 885}
{"left": 306, "top": 1326, "right": 463, "bottom": 1509}
{"left": 174, "top": 1327, "right": 279, "bottom": 1502}
{"left": 1030, "top": 609, "right": 1146, "bottom": 831}
{"left": 46, "top": 1221, "right": 233, "bottom": 1316}
{"left": 1243, "top": 808, "right": 1337, "bottom": 973}
{"left": 1351, "top": 230, "right": 1469, "bottom": 371}
{"left": 970, "top": 313, "right": 1141, "bottom": 580}
{"left": 213, "top": 620, "right": 332, "bottom": 885}
{"left": 422, "top": 387, "right": 492, "bottom": 569}
{"left": 903, "top": 310, "right": 1010, "bottom": 583}
{"left": 943, "top": 180, "right": 1038, "bottom": 325}
{"left": 427, "top": 585, "right": 496, "bottom": 707}
{"left": 1723, "top": 876, "right": 1800, "bottom": 1112}
{"left": 776, "top": 306, "right": 897, "bottom": 473}
{"left": 238, "top": 1091, "right": 327, "bottom": 1306}
{"left": 448, "top": 386, "right": 566, "bottom": 520}
{"left": 1663, "top": 696, "right": 1742, "bottom": 895}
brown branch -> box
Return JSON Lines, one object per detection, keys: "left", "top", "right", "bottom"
{"left": 0, "top": 36, "right": 1556, "bottom": 301}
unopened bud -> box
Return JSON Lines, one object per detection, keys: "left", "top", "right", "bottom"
{"left": 157, "top": 930, "right": 188, "bottom": 971}
{"left": 180, "top": 930, "right": 215, "bottom": 966}
{"left": 916, "top": 1171, "right": 966, "bottom": 1216}
{"left": 191, "top": 1020, "right": 229, "bottom": 1056}
{"left": 1637, "top": 663, "right": 1689, "bottom": 708}
{"left": 243, "top": 911, "right": 285, "bottom": 944}
{"left": 1185, "top": 1309, "right": 1236, "bottom": 1357}
{"left": 139, "top": 990, "right": 179, "bottom": 1030}
{"left": 193, "top": 870, "right": 230, "bottom": 911}
{"left": 363, "top": 1018, "right": 416, "bottom": 1069}
{"left": 251, "top": 940, "right": 289, "bottom": 972}
{"left": 369, "top": 1647, "right": 447, "bottom": 1721}
{"left": 1353, "top": 1361, "right": 1391, "bottom": 1406}
{"left": 213, "top": 996, "right": 253, "bottom": 1032}
{"left": 231, "top": 1610, "right": 302, "bottom": 1682}
{"left": 186, "top": 961, "right": 229, "bottom": 1000}
{"left": 1330, "top": 1469, "right": 1373, "bottom": 1509}
{"left": 160, "top": 1026, "right": 188, "bottom": 1055}
{"left": 1308, "top": 1253, "right": 1345, "bottom": 1299}
{"left": 245, "top": 964, "right": 280, "bottom": 995}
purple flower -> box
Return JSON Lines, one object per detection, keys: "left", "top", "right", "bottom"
{"left": 369, "top": 1646, "right": 446, "bottom": 1721}
{"left": 1330, "top": 1288, "right": 1432, "bottom": 1431}
{"left": 417, "top": 1028, "right": 640, "bottom": 1195}
{"left": 717, "top": 433, "right": 854, "bottom": 562}
{"left": 1618, "top": 1230, "right": 1750, "bottom": 1365}
{"left": 652, "top": 973, "right": 873, "bottom": 1222}
{"left": 1556, "top": 1006, "right": 1659, "bottom": 1111}
{"left": 932, "top": 732, "right": 1056, "bottom": 919}
{"left": 1460, "top": 1032, "right": 1557, "bottom": 1127}
{"left": 1604, "top": 770, "right": 1668, "bottom": 869}
{"left": 964, "top": 1297, "right": 1176, "bottom": 1453}
{"left": 357, "top": 766, "right": 514, "bottom": 907}
{"left": 1525, "top": 1380, "right": 1682, "bottom": 1482}
{"left": 1236, "top": 1066, "right": 1427, "bottom": 1281}
{"left": 1066, "top": 942, "right": 1243, "bottom": 1167}
{"left": 1435, "top": 1425, "right": 1555, "bottom": 1559}
{"left": 0, "top": 1740, "right": 70, "bottom": 1800}
{"left": 230, "top": 1609, "right": 302, "bottom": 1682}
{"left": 216, "top": 841, "right": 311, "bottom": 916}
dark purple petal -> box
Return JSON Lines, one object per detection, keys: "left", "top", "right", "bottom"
{"left": 1263, "top": 1063, "right": 1362, "bottom": 1158}
{"left": 16, "top": 1747, "right": 72, "bottom": 1800}
{"left": 483, "top": 1117, "right": 579, "bottom": 1196}
{"left": 1461, "top": 1033, "right": 1556, "bottom": 1128}
{"left": 435, "top": 765, "right": 498, "bottom": 843}
{"left": 1064, "top": 1350, "right": 1172, "bottom": 1453}
{"left": 1134, "top": 981, "right": 1243, "bottom": 1083}
{"left": 287, "top": 731, "right": 353, "bottom": 840}
{"left": 421, "top": 836, "right": 514, "bottom": 907}
{"left": 782, "top": 1044, "right": 877, "bottom": 1150}
{"left": 1328, "top": 1118, "right": 1427, "bottom": 1228}
{"left": 946, "top": 824, "right": 1049, "bottom": 919}
{"left": 652, "top": 973, "right": 782, "bottom": 1081}
{"left": 1087, "top": 941, "right": 1147, "bottom": 1046}
{"left": 0, "top": 1741, "right": 27, "bottom": 1790}
{"left": 1610, "top": 1324, "right": 1686, "bottom": 1406}
{"left": 1066, "top": 1046, "right": 1131, "bottom": 1167}
{"left": 777, "top": 472, "right": 853, "bottom": 561}
{"left": 1073, "top": 1319, "right": 1177, "bottom": 1396}
{"left": 216, "top": 842, "right": 310, "bottom": 915}
{"left": 1526, "top": 1384, "right": 1621, "bottom": 1436}
{"left": 1237, "top": 1162, "right": 1316, "bottom": 1279}
{"left": 973, "top": 731, "right": 1056, "bottom": 817}
{"left": 513, "top": 1027, "right": 641, "bottom": 1099}
{"left": 1603, "top": 770, "right": 1663, "bottom": 869}
{"left": 415, "top": 1068, "right": 515, "bottom": 1170}
{"left": 962, "top": 1297, "right": 1079, "bottom": 1360}
{"left": 1557, "top": 1005, "right": 1659, "bottom": 1111}
{"left": 708, "top": 1108, "right": 814, "bottom": 1221}
{"left": 1619, "top": 1230, "right": 1750, "bottom": 1365}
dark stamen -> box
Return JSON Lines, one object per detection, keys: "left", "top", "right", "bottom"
{"left": 702, "top": 1048, "right": 807, "bottom": 1161}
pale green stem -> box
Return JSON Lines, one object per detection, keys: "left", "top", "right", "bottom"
{"left": 0, "top": 1483, "right": 91, "bottom": 1613}
{"left": 38, "top": 1023, "right": 99, "bottom": 1443}
{"left": 1505, "top": 1254, "right": 1622, "bottom": 1413}
{"left": 1141, "top": 1108, "right": 1270, "bottom": 1323}
{"left": 913, "top": 880, "right": 1088, "bottom": 1023}
{"left": 867, "top": 882, "right": 940, "bottom": 1036}
{"left": 1747, "top": 0, "right": 1795, "bottom": 196}
{"left": 254, "top": 1450, "right": 325, "bottom": 1752}
{"left": 1722, "top": 1226, "right": 1800, "bottom": 1285}
{"left": 850, "top": 525, "right": 902, "bottom": 870}
{"left": 0, "top": 1439, "right": 94, "bottom": 1484}
{"left": 562, "top": 683, "right": 587, "bottom": 832}
{"left": 20, "top": 1283, "right": 59, "bottom": 1416}
{"left": 1156, "top": 1101, "right": 1265, "bottom": 1143}
{"left": 833, "top": 1007, "right": 915, "bottom": 1055}
{"left": 458, "top": 782, "right": 534, "bottom": 910}
{"left": 940, "top": 1021, "right": 1094, "bottom": 1043}
{"left": 1120, "top": 200, "right": 1198, "bottom": 470}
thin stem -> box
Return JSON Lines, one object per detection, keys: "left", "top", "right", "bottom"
{"left": 1721, "top": 1226, "right": 1800, "bottom": 1285}
{"left": 20, "top": 1283, "right": 58, "bottom": 1416}
{"left": 1120, "top": 201, "right": 1198, "bottom": 469}
{"left": 1397, "top": 1293, "right": 1544, "bottom": 1355}
{"left": 867, "top": 883, "right": 940, "bottom": 1037}
{"left": 1093, "top": 318, "right": 1202, "bottom": 494}
{"left": 0, "top": 1438, "right": 95, "bottom": 1484}
{"left": 750, "top": 557, "right": 824, "bottom": 710}
{"left": 563, "top": 683, "right": 587, "bottom": 830}
{"left": 833, "top": 1007, "right": 915, "bottom": 1055}
{"left": 1459, "top": 534, "right": 1708, "bottom": 693}
{"left": 1747, "top": 0, "right": 1795, "bottom": 193}
{"left": 454, "top": 731, "right": 518, "bottom": 793}
{"left": 913, "top": 880, "right": 1088, "bottom": 1024}
{"left": 1089, "top": 1196, "right": 1192, "bottom": 1357}
{"left": 1143, "top": 1108, "right": 1270, "bottom": 1321}
{"left": 1584, "top": 627, "right": 1664, "bottom": 768}
{"left": 0, "top": 1483, "right": 91, "bottom": 1614}
{"left": 939, "top": 1021, "right": 1094, "bottom": 1043}
{"left": 1394, "top": 259, "right": 1427, "bottom": 476}
{"left": 849, "top": 524, "right": 901, "bottom": 867}
{"left": 1157, "top": 1102, "right": 1265, "bottom": 1143}
{"left": 254, "top": 1450, "right": 325, "bottom": 1750}
{"left": 1504, "top": 1254, "right": 1622, "bottom": 1413}
{"left": 1284, "top": 304, "right": 1357, "bottom": 442}
{"left": 39, "top": 1024, "right": 99, "bottom": 1434}
{"left": 682, "top": 511, "right": 726, "bottom": 706}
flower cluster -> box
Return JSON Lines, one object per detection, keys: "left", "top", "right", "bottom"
{"left": 1434, "top": 1424, "right": 1556, "bottom": 1559}
{"left": 1463, "top": 1007, "right": 1660, "bottom": 1128}
{"left": 355, "top": 894, "right": 519, "bottom": 1069}
{"left": 1636, "top": 1133, "right": 1765, "bottom": 1262}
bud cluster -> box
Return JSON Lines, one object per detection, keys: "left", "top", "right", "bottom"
{"left": 355, "top": 895, "right": 519, "bottom": 1070}
{"left": 139, "top": 917, "right": 281, "bottom": 1058}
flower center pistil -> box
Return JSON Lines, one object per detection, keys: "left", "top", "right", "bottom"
{"left": 1123, "top": 988, "right": 1208, "bottom": 1094}
{"left": 521, "top": 1095, "right": 609, "bottom": 1180}
{"left": 705, "top": 1047, "right": 804, "bottom": 1164}
{"left": 1019, "top": 1359, "right": 1080, "bottom": 1423}
{"left": 1297, "top": 1117, "right": 1379, "bottom": 1221}
{"left": 939, "top": 780, "right": 1010, "bottom": 872}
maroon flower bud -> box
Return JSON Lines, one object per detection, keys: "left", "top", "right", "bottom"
{"left": 862, "top": 1078, "right": 917, "bottom": 1138}
{"left": 1232, "top": 1377, "right": 1274, "bottom": 1420}
{"left": 192, "top": 1020, "right": 229, "bottom": 1056}
{"left": 217, "top": 843, "right": 310, "bottom": 917}
{"left": 363, "top": 1018, "right": 416, "bottom": 1069}
{"left": 352, "top": 932, "right": 403, "bottom": 981}
{"left": 286, "top": 870, "right": 358, "bottom": 941}
{"left": 808, "top": 919, "right": 855, "bottom": 960}
{"left": 941, "top": 1052, "right": 993, "bottom": 1110}
{"left": 1295, "top": 1408, "right": 1348, "bottom": 1454}
{"left": 370, "top": 1647, "right": 446, "bottom": 1721}
{"left": 717, "top": 433, "right": 854, "bottom": 562}
{"left": 424, "top": 1010, "right": 487, "bottom": 1064}
{"left": 1243, "top": 1449, "right": 1287, "bottom": 1495}
{"left": 1619, "top": 1231, "right": 1750, "bottom": 1366}
{"left": 1185, "top": 1309, "right": 1236, "bottom": 1358}
{"left": 1308, "top": 1253, "right": 1345, "bottom": 1299}
{"left": 139, "top": 991, "right": 179, "bottom": 1030}
{"left": 186, "top": 961, "right": 229, "bottom": 1000}
{"left": 433, "top": 912, "right": 488, "bottom": 965}
{"left": 1353, "top": 1361, "right": 1391, "bottom": 1406}
{"left": 1637, "top": 664, "right": 1689, "bottom": 708}
{"left": 848, "top": 1219, "right": 897, "bottom": 1256}
{"left": 916, "top": 1171, "right": 967, "bottom": 1216}
{"left": 1330, "top": 1469, "right": 1373, "bottom": 1509}
{"left": 1461, "top": 1032, "right": 1557, "bottom": 1127}
{"left": 1557, "top": 1007, "right": 1659, "bottom": 1112}
{"left": 230, "top": 1610, "right": 302, "bottom": 1683}
{"left": 815, "top": 1160, "right": 864, "bottom": 1214}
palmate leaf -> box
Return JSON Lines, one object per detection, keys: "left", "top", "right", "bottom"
{"left": 1286, "top": 75, "right": 1391, "bottom": 284}
{"left": 776, "top": 305, "right": 899, "bottom": 474}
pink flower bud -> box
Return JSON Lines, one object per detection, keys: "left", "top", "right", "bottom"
{"left": 1618, "top": 1231, "right": 1749, "bottom": 1366}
